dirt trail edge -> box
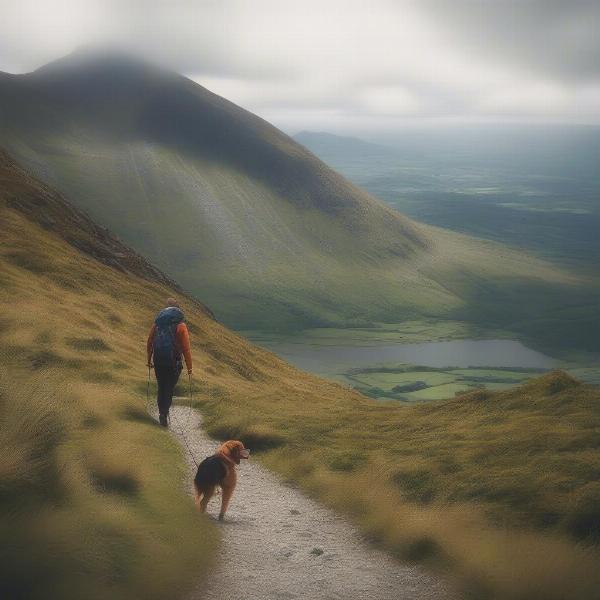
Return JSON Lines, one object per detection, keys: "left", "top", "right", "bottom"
{"left": 169, "top": 406, "right": 456, "bottom": 600}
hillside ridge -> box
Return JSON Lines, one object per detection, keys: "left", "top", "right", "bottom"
{"left": 0, "top": 148, "right": 214, "bottom": 318}
{"left": 4, "top": 49, "right": 426, "bottom": 246}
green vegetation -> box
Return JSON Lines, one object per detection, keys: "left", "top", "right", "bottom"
{"left": 243, "top": 319, "right": 486, "bottom": 347}
{"left": 346, "top": 365, "right": 550, "bottom": 401}
{"left": 3, "top": 149, "right": 600, "bottom": 599}
{"left": 0, "top": 156, "right": 226, "bottom": 599}
{"left": 0, "top": 368, "right": 218, "bottom": 600}
{"left": 247, "top": 324, "right": 600, "bottom": 398}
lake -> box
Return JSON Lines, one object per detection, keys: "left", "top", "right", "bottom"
{"left": 257, "top": 338, "right": 557, "bottom": 375}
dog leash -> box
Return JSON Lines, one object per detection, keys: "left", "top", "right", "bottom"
{"left": 170, "top": 408, "right": 200, "bottom": 468}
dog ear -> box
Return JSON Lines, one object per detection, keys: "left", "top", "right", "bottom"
{"left": 217, "top": 442, "right": 230, "bottom": 456}
{"left": 233, "top": 442, "right": 250, "bottom": 461}
{"left": 220, "top": 441, "right": 241, "bottom": 462}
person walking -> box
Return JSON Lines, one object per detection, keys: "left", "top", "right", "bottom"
{"left": 147, "top": 298, "right": 193, "bottom": 427}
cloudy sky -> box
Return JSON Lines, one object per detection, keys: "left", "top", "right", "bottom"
{"left": 1, "top": 0, "right": 599, "bottom": 132}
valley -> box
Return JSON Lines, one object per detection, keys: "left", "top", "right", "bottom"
{"left": 294, "top": 127, "right": 600, "bottom": 275}
{"left": 3, "top": 147, "right": 600, "bottom": 600}
{"left": 239, "top": 127, "right": 600, "bottom": 396}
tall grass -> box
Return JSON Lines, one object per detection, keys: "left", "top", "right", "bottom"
{"left": 0, "top": 365, "right": 217, "bottom": 600}
{"left": 194, "top": 372, "right": 600, "bottom": 600}
{"left": 0, "top": 204, "right": 224, "bottom": 599}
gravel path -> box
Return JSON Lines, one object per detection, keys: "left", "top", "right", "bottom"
{"left": 168, "top": 406, "right": 455, "bottom": 600}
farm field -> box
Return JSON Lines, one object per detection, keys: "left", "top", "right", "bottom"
{"left": 345, "top": 366, "right": 551, "bottom": 401}
{"left": 247, "top": 325, "right": 600, "bottom": 400}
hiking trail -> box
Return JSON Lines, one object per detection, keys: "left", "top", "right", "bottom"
{"left": 168, "top": 406, "right": 455, "bottom": 600}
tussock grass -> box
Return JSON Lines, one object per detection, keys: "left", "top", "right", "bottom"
{"left": 196, "top": 371, "right": 600, "bottom": 599}
{"left": 65, "top": 336, "right": 113, "bottom": 352}
{"left": 0, "top": 204, "right": 226, "bottom": 599}
{"left": 0, "top": 363, "right": 218, "bottom": 600}
{"left": 0, "top": 371, "right": 67, "bottom": 508}
{"left": 2, "top": 159, "right": 600, "bottom": 599}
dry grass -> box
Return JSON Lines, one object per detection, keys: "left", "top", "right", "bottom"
{"left": 194, "top": 374, "right": 600, "bottom": 600}
{"left": 2, "top": 179, "right": 600, "bottom": 599}
{"left": 0, "top": 369, "right": 219, "bottom": 600}
{"left": 0, "top": 207, "right": 229, "bottom": 599}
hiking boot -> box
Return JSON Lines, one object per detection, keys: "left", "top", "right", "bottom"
{"left": 159, "top": 412, "right": 168, "bottom": 427}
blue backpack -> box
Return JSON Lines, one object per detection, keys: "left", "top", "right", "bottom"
{"left": 153, "top": 307, "right": 185, "bottom": 367}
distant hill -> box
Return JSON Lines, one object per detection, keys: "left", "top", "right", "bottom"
{"left": 294, "top": 130, "right": 395, "bottom": 160}
{"left": 296, "top": 128, "right": 600, "bottom": 280}
{"left": 0, "top": 49, "right": 597, "bottom": 352}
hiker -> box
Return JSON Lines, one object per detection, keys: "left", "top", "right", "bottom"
{"left": 147, "top": 298, "right": 193, "bottom": 427}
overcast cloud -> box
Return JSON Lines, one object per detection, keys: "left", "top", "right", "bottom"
{"left": 1, "top": 0, "right": 598, "bottom": 132}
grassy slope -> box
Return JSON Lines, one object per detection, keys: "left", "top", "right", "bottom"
{"left": 0, "top": 151, "right": 311, "bottom": 598}
{"left": 0, "top": 153, "right": 224, "bottom": 599}
{"left": 1, "top": 52, "right": 598, "bottom": 351}
{"left": 197, "top": 372, "right": 600, "bottom": 599}
{"left": 2, "top": 155, "right": 599, "bottom": 599}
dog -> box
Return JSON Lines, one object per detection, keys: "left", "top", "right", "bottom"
{"left": 193, "top": 440, "right": 250, "bottom": 520}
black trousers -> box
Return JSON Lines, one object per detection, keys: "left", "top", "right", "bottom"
{"left": 154, "top": 363, "right": 182, "bottom": 415}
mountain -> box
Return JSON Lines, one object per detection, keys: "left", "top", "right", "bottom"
{"left": 0, "top": 49, "right": 596, "bottom": 351}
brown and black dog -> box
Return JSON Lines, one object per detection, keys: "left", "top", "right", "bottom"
{"left": 193, "top": 440, "right": 250, "bottom": 520}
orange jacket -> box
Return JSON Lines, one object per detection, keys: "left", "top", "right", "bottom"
{"left": 147, "top": 322, "right": 193, "bottom": 371}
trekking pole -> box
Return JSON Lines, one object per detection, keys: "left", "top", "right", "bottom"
{"left": 188, "top": 371, "right": 193, "bottom": 426}
{"left": 146, "top": 366, "right": 151, "bottom": 413}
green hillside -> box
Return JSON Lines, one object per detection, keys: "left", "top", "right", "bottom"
{"left": 293, "top": 128, "right": 600, "bottom": 276}
{"left": 2, "top": 149, "right": 600, "bottom": 599}
{"left": 1, "top": 49, "right": 597, "bottom": 351}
